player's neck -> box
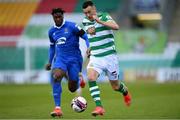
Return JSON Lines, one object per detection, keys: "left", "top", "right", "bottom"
{"left": 54, "top": 19, "right": 65, "bottom": 29}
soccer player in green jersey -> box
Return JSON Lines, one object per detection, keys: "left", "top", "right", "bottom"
{"left": 82, "top": 1, "right": 132, "bottom": 116}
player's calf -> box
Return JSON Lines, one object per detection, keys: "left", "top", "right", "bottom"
{"left": 111, "top": 81, "right": 132, "bottom": 106}
{"left": 118, "top": 83, "right": 132, "bottom": 106}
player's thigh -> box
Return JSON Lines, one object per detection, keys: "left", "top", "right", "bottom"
{"left": 52, "top": 58, "right": 67, "bottom": 81}
{"left": 87, "top": 56, "right": 103, "bottom": 81}
{"left": 87, "top": 68, "right": 99, "bottom": 81}
{"left": 68, "top": 61, "right": 81, "bottom": 81}
{"left": 106, "top": 55, "right": 119, "bottom": 80}
{"left": 67, "top": 62, "right": 81, "bottom": 92}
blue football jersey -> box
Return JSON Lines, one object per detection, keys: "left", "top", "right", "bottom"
{"left": 48, "top": 20, "right": 82, "bottom": 57}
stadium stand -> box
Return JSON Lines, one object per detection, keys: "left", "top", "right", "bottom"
{"left": 114, "top": 29, "right": 167, "bottom": 53}
{"left": 74, "top": 0, "right": 122, "bottom": 12}
{"left": 119, "top": 58, "right": 172, "bottom": 69}
{"left": 0, "top": 47, "right": 48, "bottom": 70}
{"left": 171, "top": 50, "right": 180, "bottom": 67}
{"left": 169, "top": 0, "right": 180, "bottom": 42}
{"left": 24, "top": 25, "right": 48, "bottom": 39}
{"left": 0, "top": 1, "right": 39, "bottom": 48}
{"left": 0, "top": 47, "right": 24, "bottom": 70}
{"left": 30, "top": 47, "right": 48, "bottom": 70}
{"left": 0, "top": 0, "right": 179, "bottom": 83}
{"left": 0, "top": 1, "right": 38, "bottom": 36}
{"left": 35, "top": 0, "right": 77, "bottom": 13}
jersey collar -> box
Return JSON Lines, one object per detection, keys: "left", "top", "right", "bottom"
{"left": 54, "top": 19, "right": 65, "bottom": 29}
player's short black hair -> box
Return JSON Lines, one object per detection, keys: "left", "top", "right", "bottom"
{"left": 82, "top": 1, "right": 94, "bottom": 9}
{"left": 51, "top": 8, "right": 65, "bottom": 15}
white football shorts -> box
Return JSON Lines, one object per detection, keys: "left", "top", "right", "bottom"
{"left": 87, "top": 54, "right": 119, "bottom": 80}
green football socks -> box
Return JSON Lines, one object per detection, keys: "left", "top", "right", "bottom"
{"left": 117, "top": 82, "right": 128, "bottom": 96}
{"left": 88, "top": 81, "right": 102, "bottom": 107}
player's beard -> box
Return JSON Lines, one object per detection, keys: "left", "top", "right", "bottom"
{"left": 55, "top": 20, "right": 63, "bottom": 27}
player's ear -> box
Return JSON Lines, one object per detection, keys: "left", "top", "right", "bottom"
{"left": 92, "top": 6, "right": 97, "bottom": 14}
{"left": 92, "top": 6, "right": 96, "bottom": 10}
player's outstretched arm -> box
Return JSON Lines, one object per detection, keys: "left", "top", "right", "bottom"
{"left": 78, "top": 29, "right": 90, "bottom": 48}
{"left": 78, "top": 30, "right": 91, "bottom": 58}
{"left": 45, "top": 44, "right": 55, "bottom": 71}
{"left": 93, "top": 15, "right": 119, "bottom": 30}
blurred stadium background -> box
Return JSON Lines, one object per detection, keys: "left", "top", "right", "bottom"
{"left": 0, "top": 0, "right": 180, "bottom": 119}
{"left": 0, "top": 0, "right": 179, "bottom": 83}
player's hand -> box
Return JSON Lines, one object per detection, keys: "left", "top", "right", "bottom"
{"left": 86, "top": 48, "right": 91, "bottom": 58}
{"left": 45, "top": 63, "right": 51, "bottom": 71}
{"left": 87, "top": 27, "right": 96, "bottom": 35}
{"left": 93, "top": 14, "right": 101, "bottom": 24}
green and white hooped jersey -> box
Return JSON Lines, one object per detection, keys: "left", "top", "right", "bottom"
{"left": 82, "top": 12, "right": 116, "bottom": 57}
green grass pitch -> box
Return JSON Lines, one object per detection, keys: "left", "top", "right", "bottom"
{"left": 0, "top": 82, "right": 180, "bottom": 119}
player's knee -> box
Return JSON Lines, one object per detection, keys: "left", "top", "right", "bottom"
{"left": 87, "top": 75, "right": 97, "bottom": 81}
{"left": 68, "top": 81, "right": 78, "bottom": 93}
{"left": 68, "top": 80, "right": 79, "bottom": 93}
{"left": 69, "top": 86, "right": 77, "bottom": 93}
{"left": 53, "top": 73, "right": 60, "bottom": 80}
{"left": 53, "top": 73, "right": 62, "bottom": 81}
{"left": 87, "top": 69, "right": 99, "bottom": 81}
{"left": 52, "top": 69, "right": 64, "bottom": 81}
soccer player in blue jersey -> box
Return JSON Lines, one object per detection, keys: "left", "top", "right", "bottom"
{"left": 45, "top": 8, "right": 89, "bottom": 117}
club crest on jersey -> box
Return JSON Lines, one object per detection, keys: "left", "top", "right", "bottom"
{"left": 56, "top": 37, "right": 66, "bottom": 45}
{"left": 64, "top": 28, "right": 69, "bottom": 34}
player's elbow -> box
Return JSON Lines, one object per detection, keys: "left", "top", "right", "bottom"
{"left": 113, "top": 24, "right": 119, "bottom": 30}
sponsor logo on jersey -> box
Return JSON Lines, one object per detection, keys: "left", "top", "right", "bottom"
{"left": 56, "top": 37, "right": 66, "bottom": 45}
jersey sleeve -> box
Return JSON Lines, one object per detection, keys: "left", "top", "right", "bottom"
{"left": 72, "top": 23, "right": 90, "bottom": 48}
{"left": 48, "top": 30, "right": 55, "bottom": 45}
{"left": 48, "top": 30, "right": 55, "bottom": 64}
{"left": 82, "top": 23, "right": 88, "bottom": 31}
{"left": 81, "top": 32, "right": 90, "bottom": 48}
{"left": 72, "top": 23, "right": 82, "bottom": 34}
{"left": 101, "top": 13, "right": 113, "bottom": 22}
